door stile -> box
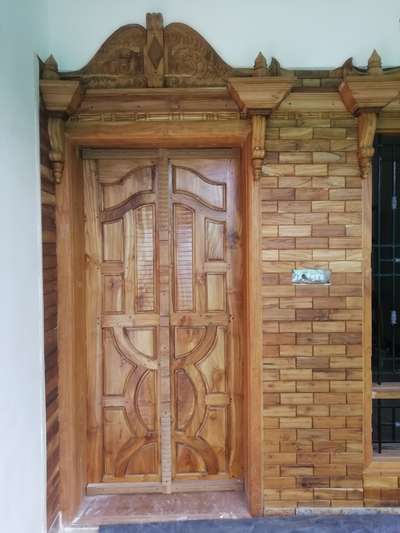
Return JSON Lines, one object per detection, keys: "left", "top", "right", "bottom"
{"left": 226, "top": 158, "right": 243, "bottom": 478}
{"left": 158, "top": 150, "right": 173, "bottom": 493}
{"left": 84, "top": 159, "right": 104, "bottom": 483}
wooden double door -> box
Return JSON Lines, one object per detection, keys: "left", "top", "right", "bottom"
{"left": 83, "top": 148, "right": 243, "bottom": 494}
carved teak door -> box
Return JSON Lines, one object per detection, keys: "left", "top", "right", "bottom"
{"left": 83, "top": 149, "right": 242, "bottom": 494}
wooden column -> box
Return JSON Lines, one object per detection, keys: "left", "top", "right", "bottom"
{"left": 339, "top": 50, "right": 400, "bottom": 465}
{"left": 229, "top": 58, "right": 295, "bottom": 514}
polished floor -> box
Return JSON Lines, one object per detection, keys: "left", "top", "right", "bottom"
{"left": 73, "top": 492, "right": 251, "bottom": 527}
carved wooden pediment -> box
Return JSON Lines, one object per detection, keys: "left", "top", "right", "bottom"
{"left": 163, "top": 23, "right": 237, "bottom": 87}
{"left": 64, "top": 24, "right": 147, "bottom": 88}
{"left": 62, "top": 14, "right": 248, "bottom": 89}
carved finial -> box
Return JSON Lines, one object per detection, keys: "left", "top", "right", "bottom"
{"left": 42, "top": 55, "right": 60, "bottom": 80}
{"left": 368, "top": 49, "right": 383, "bottom": 75}
{"left": 342, "top": 57, "right": 353, "bottom": 76}
{"left": 269, "top": 57, "right": 281, "bottom": 77}
{"left": 253, "top": 52, "right": 268, "bottom": 77}
{"left": 146, "top": 12, "right": 163, "bottom": 31}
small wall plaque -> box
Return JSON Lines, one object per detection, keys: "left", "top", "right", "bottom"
{"left": 292, "top": 268, "right": 331, "bottom": 284}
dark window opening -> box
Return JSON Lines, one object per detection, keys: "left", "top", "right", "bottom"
{"left": 373, "top": 399, "right": 400, "bottom": 453}
{"left": 372, "top": 135, "right": 400, "bottom": 384}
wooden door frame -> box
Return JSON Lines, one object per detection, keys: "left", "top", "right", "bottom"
{"left": 56, "top": 118, "right": 264, "bottom": 520}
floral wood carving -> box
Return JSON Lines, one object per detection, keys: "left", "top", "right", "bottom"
{"left": 59, "top": 13, "right": 400, "bottom": 91}
{"left": 163, "top": 23, "right": 237, "bottom": 87}
{"left": 61, "top": 14, "right": 246, "bottom": 88}
{"left": 63, "top": 25, "right": 147, "bottom": 88}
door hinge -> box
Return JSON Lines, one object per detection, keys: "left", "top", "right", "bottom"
{"left": 391, "top": 309, "right": 397, "bottom": 326}
{"left": 392, "top": 195, "right": 397, "bottom": 210}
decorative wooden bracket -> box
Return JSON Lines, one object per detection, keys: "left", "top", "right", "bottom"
{"left": 358, "top": 113, "right": 377, "bottom": 180}
{"left": 228, "top": 54, "right": 295, "bottom": 180}
{"left": 339, "top": 50, "right": 400, "bottom": 179}
{"left": 40, "top": 56, "right": 83, "bottom": 183}
{"left": 251, "top": 115, "right": 267, "bottom": 181}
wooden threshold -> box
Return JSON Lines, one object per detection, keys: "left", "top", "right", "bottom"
{"left": 87, "top": 479, "right": 243, "bottom": 496}
{"left": 372, "top": 383, "right": 400, "bottom": 399}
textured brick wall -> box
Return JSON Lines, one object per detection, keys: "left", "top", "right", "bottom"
{"left": 364, "top": 464, "right": 400, "bottom": 506}
{"left": 41, "top": 105, "right": 60, "bottom": 529}
{"left": 261, "top": 110, "right": 365, "bottom": 509}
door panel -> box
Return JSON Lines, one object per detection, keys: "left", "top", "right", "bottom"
{"left": 170, "top": 156, "right": 242, "bottom": 481}
{"left": 84, "top": 150, "right": 242, "bottom": 491}
{"left": 84, "top": 157, "right": 160, "bottom": 484}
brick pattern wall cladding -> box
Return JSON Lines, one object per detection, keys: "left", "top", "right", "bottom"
{"left": 262, "top": 110, "right": 364, "bottom": 509}
{"left": 41, "top": 105, "right": 60, "bottom": 529}
{"left": 364, "top": 465, "right": 400, "bottom": 506}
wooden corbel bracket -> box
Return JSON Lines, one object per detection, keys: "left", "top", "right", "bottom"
{"left": 339, "top": 50, "right": 400, "bottom": 179}
{"left": 357, "top": 113, "right": 377, "bottom": 180}
{"left": 40, "top": 63, "right": 83, "bottom": 183}
{"left": 228, "top": 75, "right": 295, "bottom": 180}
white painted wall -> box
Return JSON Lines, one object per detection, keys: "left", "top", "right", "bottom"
{"left": 0, "top": 0, "right": 48, "bottom": 532}
{"left": 47, "top": 0, "right": 400, "bottom": 72}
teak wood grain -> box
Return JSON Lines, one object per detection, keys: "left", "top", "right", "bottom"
{"left": 83, "top": 149, "right": 243, "bottom": 492}
{"left": 57, "top": 117, "right": 263, "bottom": 519}
{"left": 57, "top": 139, "right": 87, "bottom": 519}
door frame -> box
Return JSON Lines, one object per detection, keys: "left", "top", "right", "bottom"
{"left": 56, "top": 118, "right": 264, "bottom": 520}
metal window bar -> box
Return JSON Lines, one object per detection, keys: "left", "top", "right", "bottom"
{"left": 373, "top": 399, "right": 400, "bottom": 453}
{"left": 372, "top": 136, "right": 400, "bottom": 383}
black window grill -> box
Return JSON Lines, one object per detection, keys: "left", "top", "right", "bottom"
{"left": 372, "top": 135, "right": 400, "bottom": 384}
{"left": 372, "top": 399, "right": 400, "bottom": 453}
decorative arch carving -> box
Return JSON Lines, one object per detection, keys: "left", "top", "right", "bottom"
{"left": 64, "top": 24, "right": 147, "bottom": 88}
{"left": 61, "top": 14, "right": 245, "bottom": 89}
{"left": 163, "top": 22, "right": 236, "bottom": 87}
{"left": 40, "top": 13, "right": 297, "bottom": 184}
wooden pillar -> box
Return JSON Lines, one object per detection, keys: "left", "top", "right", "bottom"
{"left": 339, "top": 50, "right": 400, "bottom": 465}
{"left": 229, "top": 59, "right": 295, "bottom": 515}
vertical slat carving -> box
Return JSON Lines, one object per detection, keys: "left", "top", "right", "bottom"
{"left": 173, "top": 205, "right": 194, "bottom": 311}
{"left": 135, "top": 205, "right": 156, "bottom": 312}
